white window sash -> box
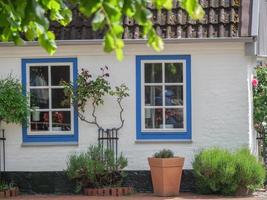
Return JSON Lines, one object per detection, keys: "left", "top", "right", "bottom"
{"left": 26, "top": 62, "right": 74, "bottom": 135}
{"left": 141, "top": 60, "right": 187, "bottom": 133}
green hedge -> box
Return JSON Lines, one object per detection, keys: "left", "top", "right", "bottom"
{"left": 193, "top": 148, "right": 266, "bottom": 195}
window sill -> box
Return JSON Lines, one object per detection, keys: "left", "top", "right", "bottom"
{"left": 135, "top": 139, "right": 192, "bottom": 144}
{"left": 21, "top": 142, "right": 78, "bottom": 147}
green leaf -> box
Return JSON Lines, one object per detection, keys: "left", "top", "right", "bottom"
{"left": 153, "top": 0, "right": 173, "bottom": 10}
{"left": 30, "top": 0, "right": 49, "bottom": 29}
{"left": 115, "top": 48, "right": 123, "bottom": 61}
{"left": 46, "top": 0, "right": 61, "bottom": 11}
{"left": 14, "top": 35, "right": 24, "bottom": 45}
{"left": 15, "top": 0, "right": 27, "bottom": 18}
{"left": 122, "top": 0, "right": 136, "bottom": 17}
{"left": 38, "top": 32, "right": 57, "bottom": 55}
{"left": 180, "top": 0, "right": 205, "bottom": 20}
{"left": 112, "top": 24, "right": 123, "bottom": 35}
{"left": 115, "top": 38, "right": 124, "bottom": 49}
{"left": 92, "top": 11, "right": 105, "bottom": 31}
{"left": 104, "top": 32, "right": 115, "bottom": 53}
{"left": 79, "top": 0, "right": 101, "bottom": 17}
{"left": 103, "top": 2, "right": 121, "bottom": 22}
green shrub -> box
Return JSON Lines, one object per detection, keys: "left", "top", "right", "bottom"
{"left": 234, "top": 148, "right": 266, "bottom": 192}
{"left": 193, "top": 148, "right": 266, "bottom": 195}
{"left": 153, "top": 149, "right": 174, "bottom": 158}
{"left": 66, "top": 145, "right": 127, "bottom": 192}
{"left": 0, "top": 75, "right": 29, "bottom": 125}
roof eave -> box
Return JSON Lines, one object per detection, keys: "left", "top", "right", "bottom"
{"left": 0, "top": 37, "right": 255, "bottom": 47}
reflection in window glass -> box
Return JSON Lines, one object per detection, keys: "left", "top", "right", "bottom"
{"left": 145, "top": 86, "right": 162, "bottom": 106}
{"left": 30, "top": 111, "right": 49, "bottom": 131}
{"left": 30, "top": 66, "right": 48, "bottom": 86}
{"left": 52, "top": 111, "right": 71, "bottom": 131}
{"left": 145, "top": 63, "right": 162, "bottom": 83}
{"left": 52, "top": 89, "right": 70, "bottom": 108}
{"left": 143, "top": 61, "right": 185, "bottom": 131}
{"left": 165, "top": 108, "right": 184, "bottom": 128}
{"left": 51, "top": 65, "right": 70, "bottom": 85}
{"left": 30, "top": 89, "right": 49, "bottom": 109}
{"left": 28, "top": 63, "right": 72, "bottom": 133}
{"left": 165, "top": 63, "right": 183, "bottom": 83}
{"left": 165, "top": 86, "right": 183, "bottom": 106}
{"left": 145, "top": 108, "right": 163, "bottom": 129}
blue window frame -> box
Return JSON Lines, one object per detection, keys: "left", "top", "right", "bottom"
{"left": 136, "top": 55, "right": 191, "bottom": 140}
{"left": 21, "top": 58, "right": 78, "bottom": 143}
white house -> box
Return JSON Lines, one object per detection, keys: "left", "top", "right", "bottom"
{"left": 0, "top": 0, "right": 266, "bottom": 193}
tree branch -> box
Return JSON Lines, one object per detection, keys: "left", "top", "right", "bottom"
{"left": 115, "top": 98, "right": 124, "bottom": 130}
{"left": 75, "top": 102, "right": 101, "bottom": 129}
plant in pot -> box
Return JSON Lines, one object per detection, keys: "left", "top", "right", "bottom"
{"left": 0, "top": 75, "right": 29, "bottom": 196}
{"left": 148, "top": 149, "right": 184, "bottom": 197}
{"left": 30, "top": 93, "right": 40, "bottom": 122}
{"left": 66, "top": 145, "right": 131, "bottom": 196}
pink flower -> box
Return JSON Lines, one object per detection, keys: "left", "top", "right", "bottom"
{"left": 252, "top": 78, "right": 258, "bottom": 87}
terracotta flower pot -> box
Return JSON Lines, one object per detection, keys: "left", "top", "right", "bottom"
{"left": 10, "top": 188, "right": 16, "bottom": 196}
{"left": 148, "top": 157, "right": 184, "bottom": 197}
{"left": 0, "top": 191, "right": 4, "bottom": 198}
{"left": 4, "top": 190, "right": 10, "bottom": 198}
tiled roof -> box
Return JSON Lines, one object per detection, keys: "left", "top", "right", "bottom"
{"left": 50, "top": 0, "right": 253, "bottom": 40}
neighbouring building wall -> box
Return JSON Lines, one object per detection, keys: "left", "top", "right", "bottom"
{"left": 0, "top": 42, "right": 254, "bottom": 171}
{"left": 257, "top": 0, "right": 267, "bottom": 57}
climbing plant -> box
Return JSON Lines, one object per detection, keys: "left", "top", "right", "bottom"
{"left": 253, "top": 66, "right": 267, "bottom": 144}
{"left": 62, "top": 67, "right": 129, "bottom": 130}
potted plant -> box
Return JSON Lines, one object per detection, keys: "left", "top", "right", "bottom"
{"left": 0, "top": 75, "right": 29, "bottom": 127}
{"left": 30, "top": 94, "right": 40, "bottom": 122}
{"left": 148, "top": 149, "right": 184, "bottom": 196}
{"left": 66, "top": 145, "right": 133, "bottom": 196}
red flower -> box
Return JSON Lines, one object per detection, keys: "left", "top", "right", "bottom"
{"left": 43, "top": 113, "right": 49, "bottom": 122}
{"left": 54, "top": 112, "right": 64, "bottom": 124}
{"left": 252, "top": 78, "right": 258, "bottom": 88}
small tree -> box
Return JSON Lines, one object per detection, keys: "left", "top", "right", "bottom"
{"left": 0, "top": 75, "right": 29, "bottom": 126}
{"left": 62, "top": 67, "right": 129, "bottom": 130}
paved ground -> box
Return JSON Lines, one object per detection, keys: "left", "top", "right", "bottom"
{"left": 7, "top": 192, "right": 267, "bottom": 200}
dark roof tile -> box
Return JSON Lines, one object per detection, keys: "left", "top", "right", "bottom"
{"left": 50, "top": 0, "right": 252, "bottom": 40}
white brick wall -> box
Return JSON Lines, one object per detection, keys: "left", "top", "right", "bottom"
{"left": 0, "top": 42, "right": 255, "bottom": 171}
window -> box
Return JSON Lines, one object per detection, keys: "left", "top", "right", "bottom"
{"left": 136, "top": 55, "right": 191, "bottom": 140}
{"left": 22, "top": 58, "right": 78, "bottom": 143}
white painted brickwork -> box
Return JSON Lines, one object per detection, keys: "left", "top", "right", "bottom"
{"left": 0, "top": 42, "right": 255, "bottom": 171}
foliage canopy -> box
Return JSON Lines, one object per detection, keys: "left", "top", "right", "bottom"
{"left": 0, "top": 0, "right": 204, "bottom": 60}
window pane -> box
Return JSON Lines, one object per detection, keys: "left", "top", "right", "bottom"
{"left": 30, "top": 66, "right": 48, "bottom": 86}
{"left": 145, "top": 86, "right": 162, "bottom": 106}
{"left": 30, "top": 89, "right": 49, "bottom": 109}
{"left": 145, "top": 108, "right": 163, "bottom": 129}
{"left": 52, "top": 89, "right": 70, "bottom": 108}
{"left": 145, "top": 63, "right": 162, "bottom": 83}
{"left": 165, "top": 108, "right": 184, "bottom": 128}
{"left": 52, "top": 111, "right": 71, "bottom": 131}
{"left": 51, "top": 65, "right": 70, "bottom": 86}
{"left": 165, "top": 63, "right": 183, "bottom": 83}
{"left": 165, "top": 86, "right": 183, "bottom": 106}
{"left": 30, "top": 111, "right": 49, "bottom": 131}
